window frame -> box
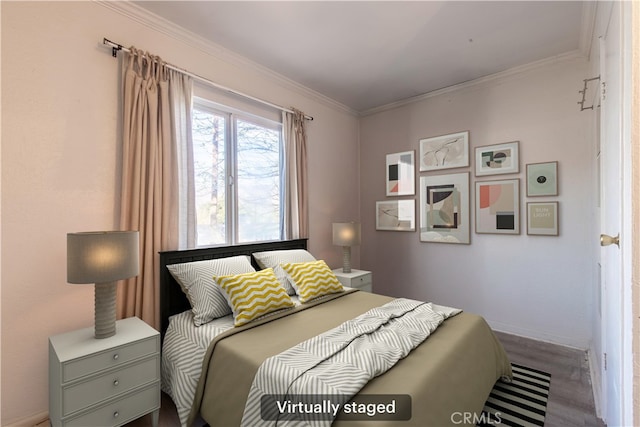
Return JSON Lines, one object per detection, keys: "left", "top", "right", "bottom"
{"left": 191, "top": 96, "right": 284, "bottom": 246}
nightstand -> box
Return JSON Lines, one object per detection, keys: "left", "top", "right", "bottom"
{"left": 333, "top": 268, "right": 373, "bottom": 293}
{"left": 49, "top": 317, "right": 160, "bottom": 427}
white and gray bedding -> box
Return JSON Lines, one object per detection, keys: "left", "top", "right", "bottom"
{"left": 162, "top": 295, "right": 459, "bottom": 427}
{"left": 162, "top": 296, "right": 305, "bottom": 426}
{"left": 191, "top": 290, "right": 512, "bottom": 427}
{"left": 242, "top": 298, "right": 462, "bottom": 427}
{"left": 159, "top": 241, "right": 512, "bottom": 427}
{"left": 162, "top": 311, "right": 234, "bottom": 425}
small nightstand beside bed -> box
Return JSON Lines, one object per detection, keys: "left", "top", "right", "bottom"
{"left": 49, "top": 317, "right": 160, "bottom": 427}
{"left": 159, "top": 239, "right": 512, "bottom": 427}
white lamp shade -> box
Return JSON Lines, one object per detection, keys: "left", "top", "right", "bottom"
{"left": 332, "top": 222, "right": 361, "bottom": 247}
{"left": 67, "top": 231, "right": 139, "bottom": 284}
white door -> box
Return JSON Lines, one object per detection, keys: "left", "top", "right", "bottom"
{"left": 598, "top": 2, "right": 633, "bottom": 425}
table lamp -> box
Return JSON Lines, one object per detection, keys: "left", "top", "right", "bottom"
{"left": 67, "top": 231, "right": 139, "bottom": 339}
{"left": 332, "top": 222, "right": 361, "bottom": 273}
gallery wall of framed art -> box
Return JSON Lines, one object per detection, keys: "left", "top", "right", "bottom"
{"left": 377, "top": 130, "right": 560, "bottom": 242}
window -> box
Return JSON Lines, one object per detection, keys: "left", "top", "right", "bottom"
{"left": 191, "top": 98, "right": 283, "bottom": 246}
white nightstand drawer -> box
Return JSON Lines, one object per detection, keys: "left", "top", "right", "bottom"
{"left": 64, "top": 382, "right": 160, "bottom": 427}
{"left": 63, "top": 355, "right": 159, "bottom": 416}
{"left": 333, "top": 269, "right": 373, "bottom": 293}
{"left": 62, "top": 336, "right": 158, "bottom": 383}
{"left": 353, "top": 273, "right": 372, "bottom": 288}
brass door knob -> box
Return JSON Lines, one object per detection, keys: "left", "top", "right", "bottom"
{"left": 600, "top": 233, "right": 620, "bottom": 247}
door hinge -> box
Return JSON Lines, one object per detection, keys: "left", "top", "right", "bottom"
{"left": 604, "top": 352, "right": 607, "bottom": 371}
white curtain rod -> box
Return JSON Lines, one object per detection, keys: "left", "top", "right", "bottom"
{"left": 103, "top": 38, "right": 313, "bottom": 121}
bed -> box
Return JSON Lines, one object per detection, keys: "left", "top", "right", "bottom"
{"left": 159, "top": 239, "right": 512, "bottom": 427}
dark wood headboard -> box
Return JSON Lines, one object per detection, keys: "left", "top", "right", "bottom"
{"left": 159, "top": 239, "right": 308, "bottom": 337}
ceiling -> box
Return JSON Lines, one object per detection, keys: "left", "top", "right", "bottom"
{"left": 134, "top": 1, "right": 588, "bottom": 113}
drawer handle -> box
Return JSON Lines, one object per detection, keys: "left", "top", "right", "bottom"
{"left": 113, "top": 379, "right": 119, "bottom": 386}
{"left": 112, "top": 354, "right": 119, "bottom": 361}
{"left": 113, "top": 411, "right": 119, "bottom": 419}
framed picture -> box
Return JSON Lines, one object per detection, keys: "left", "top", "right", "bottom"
{"left": 376, "top": 200, "right": 416, "bottom": 231}
{"left": 419, "top": 172, "right": 470, "bottom": 244}
{"left": 386, "top": 151, "right": 415, "bottom": 196}
{"left": 475, "top": 141, "right": 519, "bottom": 176}
{"left": 527, "top": 161, "right": 558, "bottom": 196}
{"left": 475, "top": 179, "right": 520, "bottom": 234}
{"left": 419, "top": 131, "right": 469, "bottom": 172}
{"left": 527, "top": 202, "right": 559, "bottom": 236}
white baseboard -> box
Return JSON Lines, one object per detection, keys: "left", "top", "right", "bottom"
{"left": 487, "top": 319, "right": 589, "bottom": 350}
{"left": 5, "top": 411, "right": 49, "bottom": 427}
{"left": 588, "top": 346, "right": 603, "bottom": 419}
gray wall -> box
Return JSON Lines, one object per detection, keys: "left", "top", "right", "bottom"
{"left": 359, "top": 57, "right": 595, "bottom": 348}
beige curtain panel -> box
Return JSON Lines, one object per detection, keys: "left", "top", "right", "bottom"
{"left": 118, "top": 47, "right": 192, "bottom": 329}
{"left": 283, "top": 109, "right": 309, "bottom": 239}
{"left": 116, "top": 45, "right": 306, "bottom": 327}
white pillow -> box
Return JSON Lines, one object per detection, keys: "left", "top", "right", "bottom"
{"left": 167, "top": 255, "right": 255, "bottom": 326}
{"left": 252, "top": 249, "right": 316, "bottom": 295}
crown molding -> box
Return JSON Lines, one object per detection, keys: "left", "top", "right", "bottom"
{"left": 360, "top": 50, "right": 588, "bottom": 117}
{"left": 578, "top": 1, "right": 598, "bottom": 60}
{"left": 95, "top": 0, "right": 358, "bottom": 117}
{"left": 95, "top": 1, "right": 590, "bottom": 119}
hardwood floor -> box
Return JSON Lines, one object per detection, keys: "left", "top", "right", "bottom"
{"left": 494, "top": 331, "right": 605, "bottom": 427}
{"left": 125, "top": 331, "right": 605, "bottom": 427}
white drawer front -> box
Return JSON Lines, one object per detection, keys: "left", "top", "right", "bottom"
{"left": 354, "top": 274, "right": 372, "bottom": 287}
{"left": 63, "top": 356, "right": 159, "bottom": 416}
{"left": 64, "top": 382, "right": 160, "bottom": 427}
{"left": 62, "top": 336, "right": 158, "bottom": 382}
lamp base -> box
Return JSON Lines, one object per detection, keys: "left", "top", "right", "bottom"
{"left": 342, "top": 246, "right": 352, "bottom": 273}
{"left": 95, "top": 282, "right": 117, "bottom": 339}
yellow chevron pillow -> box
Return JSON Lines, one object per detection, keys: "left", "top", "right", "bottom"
{"left": 281, "top": 260, "right": 344, "bottom": 303}
{"left": 216, "top": 268, "right": 294, "bottom": 327}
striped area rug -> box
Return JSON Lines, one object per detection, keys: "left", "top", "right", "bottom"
{"left": 478, "top": 363, "right": 551, "bottom": 427}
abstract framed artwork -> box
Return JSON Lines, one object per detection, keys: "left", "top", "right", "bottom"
{"left": 527, "top": 202, "right": 559, "bottom": 236}
{"left": 527, "top": 161, "right": 558, "bottom": 196}
{"left": 376, "top": 200, "right": 416, "bottom": 231}
{"left": 475, "top": 179, "right": 520, "bottom": 234}
{"left": 386, "top": 151, "right": 415, "bottom": 196}
{"left": 475, "top": 141, "right": 519, "bottom": 176}
{"left": 419, "top": 172, "right": 470, "bottom": 244}
{"left": 419, "top": 131, "right": 469, "bottom": 172}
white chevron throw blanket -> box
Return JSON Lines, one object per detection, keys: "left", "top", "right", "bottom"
{"left": 241, "top": 298, "right": 461, "bottom": 427}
